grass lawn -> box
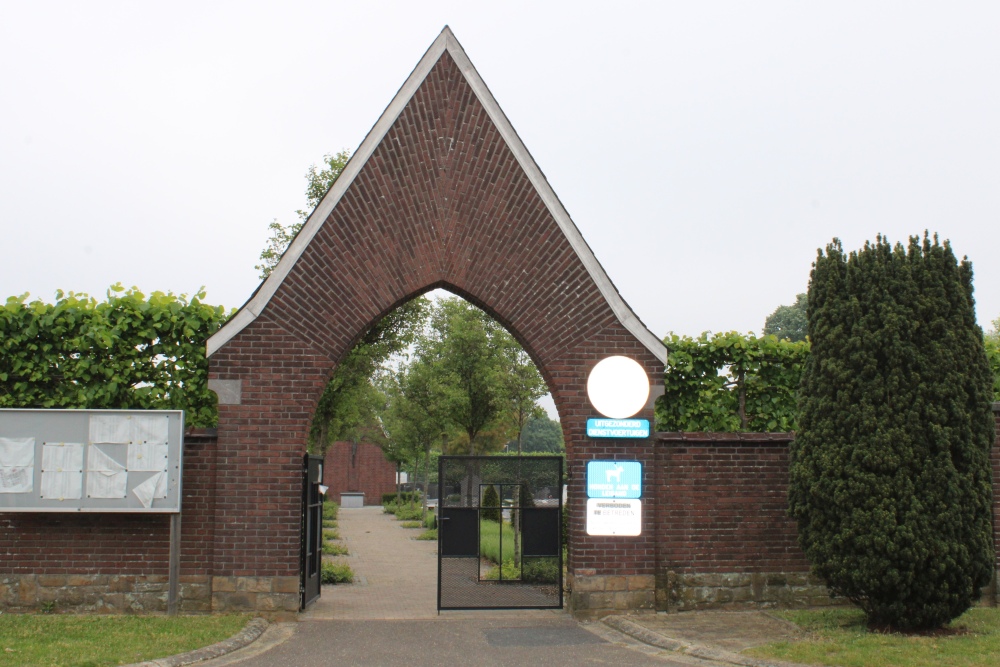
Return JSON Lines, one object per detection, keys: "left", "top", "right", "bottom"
{"left": 746, "top": 607, "right": 1000, "bottom": 667}
{"left": 479, "top": 519, "right": 516, "bottom": 564}
{"left": 0, "top": 614, "right": 249, "bottom": 667}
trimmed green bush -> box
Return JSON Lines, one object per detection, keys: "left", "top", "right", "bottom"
{"left": 322, "top": 541, "right": 348, "bottom": 556}
{"left": 657, "top": 331, "right": 809, "bottom": 432}
{"left": 789, "top": 234, "right": 995, "bottom": 631}
{"left": 484, "top": 557, "right": 559, "bottom": 584}
{"left": 381, "top": 492, "right": 421, "bottom": 505}
{"left": 320, "top": 560, "right": 353, "bottom": 584}
{"left": 424, "top": 511, "right": 437, "bottom": 530}
{"left": 480, "top": 485, "right": 501, "bottom": 523}
{"left": 394, "top": 505, "right": 423, "bottom": 521}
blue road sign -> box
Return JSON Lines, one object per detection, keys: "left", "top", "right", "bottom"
{"left": 587, "top": 460, "right": 642, "bottom": 499}
{"left": 586, "top": 418, "right": 650, "bottom": 438}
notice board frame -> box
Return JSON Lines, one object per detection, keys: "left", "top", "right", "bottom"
{"left": 0, "top": 409, "right": 183, "bottom": 513}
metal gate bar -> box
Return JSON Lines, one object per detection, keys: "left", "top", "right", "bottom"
{"left": 437, "top": 455, "right": 562, "bottom": 611}
{"left": 301, "top": 454, "right": 323, "bottom": 609}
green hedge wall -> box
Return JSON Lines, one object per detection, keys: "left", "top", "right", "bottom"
{"left": 0, "top": 285, "right": 229, "bottom": 427}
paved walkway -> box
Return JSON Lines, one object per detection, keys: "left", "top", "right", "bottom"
{"left": 301, "top": 506, "right": 439, "bottom": 620}
{"left": 197, "top": 506, "right": 811, "bottom": 666}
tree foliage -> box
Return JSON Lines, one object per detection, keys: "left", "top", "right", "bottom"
{"left": 986, "top": 337, "right": 1000, "bottom": 401}
{"left": 308, "top": 297, "right": 429, "bottom": 454}
{"left": 256, "top": 150, "right": 351, "bottom": 279}
{"left": 0, "top": 285, "right": 229, "bottom": 427}
{"left": 519, "top": 416, "right": 565, "bottom": 453}
{"left": 408, "top": 298, "right": 546, "bottom": 455}
{"left": 481, "top": 484, "right": 502, "bottom": 523}
{"left": 763, "top": 293, "right": 808, "bottom": 342}
{"left": 788, "top": 234, "right": 995, "bottom": 631}
{"left": 657, "top": 331, "right": 809, "bottom": 432}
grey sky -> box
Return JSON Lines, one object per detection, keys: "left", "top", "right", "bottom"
{"left": 2, "top": 1, "right": 998, "bottom": 341}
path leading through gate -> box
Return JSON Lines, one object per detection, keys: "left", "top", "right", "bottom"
{"left": 301, "top": 506, "right": 438, "bottom": 619}
{"left": 302, "top": 505, "right": 568, "bottom": 621}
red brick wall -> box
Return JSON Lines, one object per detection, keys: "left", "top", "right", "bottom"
{"left": 322, "top": 442, "right": 396, "bottom": 505}
{"left": 653, "top": 433, "right": 810, "bottom": 575}
{"left": 0, "top": 430, "right": 217, "bottom": 576}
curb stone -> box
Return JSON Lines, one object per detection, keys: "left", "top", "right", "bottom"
{"left": 601, "top": 615, "right": 809, "bottom": 667}
{"left": 123, "top": 617, "right": 270, "bottom": 667}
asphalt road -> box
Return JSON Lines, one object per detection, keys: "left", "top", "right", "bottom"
{"left": 201, "top": 617, "right": 724, "bottom": 667}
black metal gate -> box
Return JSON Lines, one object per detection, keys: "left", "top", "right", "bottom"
{"left": 301, "top": 454, "right": 324, "bottom": 609}
{"left": 437, "top": 455, "right": 562, "bottom": 610}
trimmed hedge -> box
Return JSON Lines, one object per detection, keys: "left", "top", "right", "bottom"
{"left": 658, "top": 331, "right": 808, "bottom": 432}
{"left": 0, "top": 286, "right": 230, "bottom": 427}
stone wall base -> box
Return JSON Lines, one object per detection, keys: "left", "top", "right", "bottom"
{"left": 568, "top": 574, "right": 656, "bottom": 619}
{"left": 659, "top": 571, "right": 836, "bottom": 612}
{"left": 0, "top": 574, "right": 298, "bottom": 613}
{"left": 211, "top": 576, "right": 300, "bottom": 612}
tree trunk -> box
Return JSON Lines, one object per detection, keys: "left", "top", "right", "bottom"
{"left": 738, "top": 366, "right": 747, "bottom": 430}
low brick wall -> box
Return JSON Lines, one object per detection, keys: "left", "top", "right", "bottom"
{"left": 653, "top": 432, "right": 820, "bottom": 613}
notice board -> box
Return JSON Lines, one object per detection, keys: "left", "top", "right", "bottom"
{"left": 0, "top": 409, "right": 183, "bottom": 513}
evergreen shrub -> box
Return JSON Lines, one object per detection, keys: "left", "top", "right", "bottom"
{"left": 789, "top": 234, "right": 995, "bottom": 631}
{"left": 480, "top": 485, "right": 501, "bottom": 523}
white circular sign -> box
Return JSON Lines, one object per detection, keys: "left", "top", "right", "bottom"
{"left": 586, "top": 356, "right": 650, "bottom": 419}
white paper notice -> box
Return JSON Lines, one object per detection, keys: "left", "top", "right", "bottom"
{"left": 40, "top": 442, "right": 84, "bottom": 500}
{"left": 41, "top": 471, "right": 83, "bottom": 500}
{"left": 132, "top": 472, "right": 165, "bottom": 508}
{"left": 86, "top": 445, "right": 127, "bottom": 498}
{"left": 88, "top": 415, "right": 133, "bottom": 444}
{"left": 154, "top": 470, "right": 168, "bottom": 498}
{"left": 127, "top": 442, "right": 168, "bottom": 471}
{"left": 132, "top": 415, "right": 168, "bottom": 445}
{"left": 41, "top": 442, "right": 84, "bottom": 471}
{"left": 0, "top": 437, "right": 34, "bottom": 493}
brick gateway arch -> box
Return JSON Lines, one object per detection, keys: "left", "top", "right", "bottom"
{"left": 205, "top": 27, "right": 667, "bottom": 614}
{"left": 2, "top": 28, "right": 993, "bottom": 617}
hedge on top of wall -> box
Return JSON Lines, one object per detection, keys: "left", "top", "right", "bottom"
{"left": 656, "top": 331, "right": 809, "bottom": 433}
{"left": 0, "top": 285, "right": 230, "bottom": 427}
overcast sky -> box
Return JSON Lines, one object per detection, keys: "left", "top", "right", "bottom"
{"left": 2, "top": 1, "right": 998, "bottom": 341}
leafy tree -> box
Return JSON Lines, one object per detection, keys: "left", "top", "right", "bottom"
{"left": 256, "top": 150, "right": 351, "bottom": 279}
{"left": 987, "top": 314, "right": 1000, "bottom": 342}
{"left": 498, "top": 344, "right": 547, "bottom": 452}
{"left": 789, "top": 234, "right": 995, "bottom": 632}
{"left": 416, "top": 298, "right": 520, "bottom": 455}
{"left": 308, "top": 297, "right": 429, "bottom": 455}
{"left": 519, "top": 416, "right": 564, "bottom": 453}
{"left": 380, "top": 351, "right": 450, "bottom": 515}
{"left": 763, "top": 293, "right": 808, "bottom": 342}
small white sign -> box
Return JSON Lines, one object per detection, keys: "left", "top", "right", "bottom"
{"left": 586, "top": 498, "right": 642, "bottom": 536}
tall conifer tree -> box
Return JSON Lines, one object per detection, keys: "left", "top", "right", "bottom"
{"left": 789, "top": 233, "right": 995, "bottom": 631}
